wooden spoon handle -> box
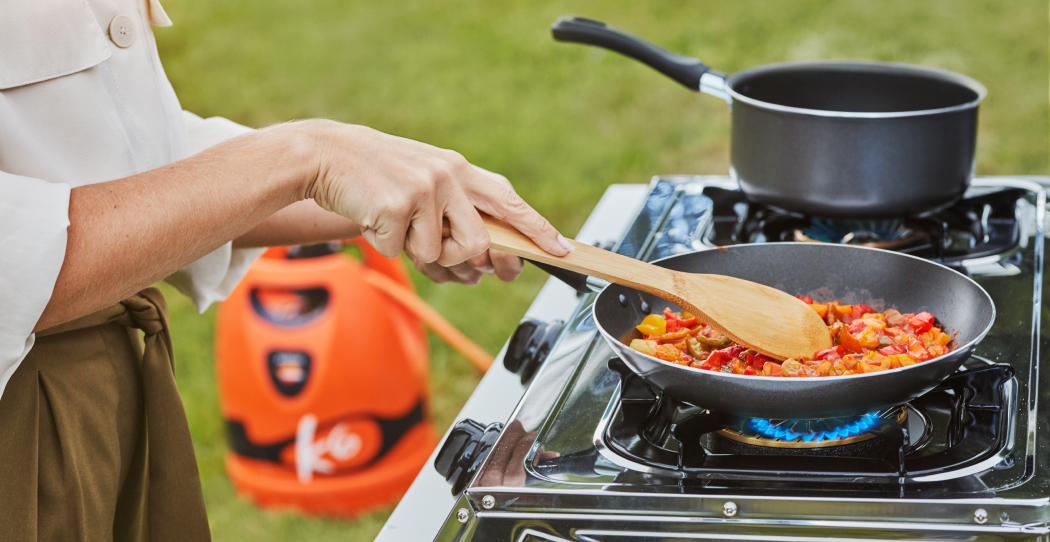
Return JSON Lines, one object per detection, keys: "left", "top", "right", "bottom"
{"left": 479, "top": 216, "right": 676, "bottom": 293}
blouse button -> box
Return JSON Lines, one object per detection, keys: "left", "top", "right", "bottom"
{"left": 109, "top": 15, "right": 136, "bottom": 48}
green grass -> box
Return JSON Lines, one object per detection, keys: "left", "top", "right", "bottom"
{"left": 154, "top": 0, "right": 1047, "bottom": 540}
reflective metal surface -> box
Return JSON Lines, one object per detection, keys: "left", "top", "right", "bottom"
{"left": 432, "top": 176, "right": 1050, "bottom": 541}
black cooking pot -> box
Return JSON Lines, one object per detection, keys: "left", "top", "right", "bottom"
{"left": 552, "top": 16, "right": 988, "bottom": 218}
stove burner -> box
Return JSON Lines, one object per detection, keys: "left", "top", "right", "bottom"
{"left": 699, "top": 185, "right": 1027, "bottom": 265}
{"left": 719, "top": 408, "right": 907, "bottom": 449}
{"left": 794, "top": 219, "right": 928, "bottom": 250}
{"left": 599, "top": 355, "right": 1014, "bottom": 481}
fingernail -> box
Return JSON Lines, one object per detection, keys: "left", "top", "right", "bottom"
{"left": 557, "top": 234, "right": 575, "bottom": 252}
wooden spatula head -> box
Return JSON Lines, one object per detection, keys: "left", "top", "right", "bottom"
{"left": 662, "top": 272, "right": 833, "bottom": 361}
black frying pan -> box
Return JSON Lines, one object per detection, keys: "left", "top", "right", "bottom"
{"left": 547, "top": 243, "right": 995, "bottom": 420}
{"left": 551, "top": 16, "right": 987, "bottom": 218}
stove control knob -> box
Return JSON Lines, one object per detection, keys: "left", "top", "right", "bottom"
{"left": 433, "top": 419, "right": 504, "bottom": 496}
{"left": 504, "top": 318, "right": 565, "bottom": 384}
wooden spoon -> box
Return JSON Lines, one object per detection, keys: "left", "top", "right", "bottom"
{"left": 474, "top": 215, "right": 832, "bottom": 361}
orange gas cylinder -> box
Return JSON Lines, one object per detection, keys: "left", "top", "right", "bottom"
{"left": 215, "top": 239, "right": 437, "bottom": 516}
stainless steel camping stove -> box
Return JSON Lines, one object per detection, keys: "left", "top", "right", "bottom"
{"left": 379, "top": 175, "right": 1050, "bottom": 541}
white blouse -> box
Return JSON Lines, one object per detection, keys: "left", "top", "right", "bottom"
{"left": 0, "top": 0, "right": 265, "bottom": 398}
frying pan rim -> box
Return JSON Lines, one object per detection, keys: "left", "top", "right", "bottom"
{"left": 593, "top": 242, "right": 996, "bottom": 382}
{"left": 724, "top": 60, "right": 988, "bottom": 120}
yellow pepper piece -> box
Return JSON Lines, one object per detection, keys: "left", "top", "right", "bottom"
{"left": 857, "top": 327, "right": 881, "bottom": 349}
{"left": 629, "top": 339, "right": 658, "bottom": 356}
{"left": 861, "top": 317, "right": 886, "bottom": 330}
{"left": 635, "top": 314, "right": 667, "bottom": 336}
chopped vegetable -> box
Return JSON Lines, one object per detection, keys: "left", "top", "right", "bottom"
{"left": 635, "top": 314, "right": 666, "bottom": 336}
{"left": 693, "top": 334, "right": 733, "bottom": 348}
{"left": 627, "top": 298, "right": 953, "bottom": 378}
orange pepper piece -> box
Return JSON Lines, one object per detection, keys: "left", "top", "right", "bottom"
{"left": 839, "top": 326, "right": 864, "bottom": 353}
{"left": 809, "top": 303, "right": 829, "bottom": 318}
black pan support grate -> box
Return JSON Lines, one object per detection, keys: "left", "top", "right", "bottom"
{"left": 603, "top": 358, "right": 1015, "bottom": 484}
{"left": 701, "top": 186, "right": 1026, "bottom": 266}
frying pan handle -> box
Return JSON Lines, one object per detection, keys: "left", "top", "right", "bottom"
{"left": 527, "top": 259, "right": 602, "bottom": 295}
{"left": 551, "top": 15, "right": 729, "bottom": 100}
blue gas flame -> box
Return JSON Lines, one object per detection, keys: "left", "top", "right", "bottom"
{"left": 802, "top": 219, "right": 912, "bottom": 244}
{"left": 748, "top": 412, "right": 880, "bottom": 443}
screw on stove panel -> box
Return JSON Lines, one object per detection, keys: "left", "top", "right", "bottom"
{"left": 723, "top": 502, "right": 738, "bottom": 517}
{"left": 456, "top": 508, "right": 469, "bottom": 523}
{"left": 481, "top": 495, "right": 495, "bottom": 509}
{"left": 973, "top": 508, "right": 988, "bottom": 524}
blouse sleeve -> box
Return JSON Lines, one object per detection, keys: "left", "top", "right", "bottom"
{"left": 0, "top": 173, "right": 70, "bottom": 395}
{"left": 162, "top": 111, "right": 266, "bottom": 313}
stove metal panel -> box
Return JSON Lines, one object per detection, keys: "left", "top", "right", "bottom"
{"left": 437, "top": 176, "right": 1050, "bottom": 541}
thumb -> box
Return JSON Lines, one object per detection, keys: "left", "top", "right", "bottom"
{"left": 465, "top": 169, "right": 573, "bottom": 257}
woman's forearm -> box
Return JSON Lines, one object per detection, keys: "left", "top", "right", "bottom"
{"left": 233, "top": 199, "right": 362, "bottom": 248}
{"left": 35, "top": 124, "right": 312, "bottom": 331}
{"left": 35, "top": 119, "right": 572, "bottom": 331}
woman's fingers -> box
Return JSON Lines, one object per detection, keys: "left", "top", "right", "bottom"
{"left": 404, "top": 199, "right": 443, "bottom": 264}
{"left": 361, "top": 218, "right": 409, "bottom": 259}
{"left": 488, "top": 250, "right": 524, "bottom": 282}
{"left": 465, "top": 168, "right": 573, "bottom": 257}
{"left": 438, "top": 190, "right": 489, "bottom": 267}
{"left": 412, "top": 258, "right": 457, "bottom": 284}
{"left": 465, "top": 251, "right": 494, "bottom": 274}
{"left": 465, "top": 250, "right": 523, "bottom": 282}
{"left": 412, "top": 258, "right": 483, "bottom": 285}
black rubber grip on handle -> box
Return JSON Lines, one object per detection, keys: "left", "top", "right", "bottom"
{"left": 550, "top": 15, "right": 721, "bottom": 91}
{"left": 527, "top": 260, "right": 592, "bottom": 295}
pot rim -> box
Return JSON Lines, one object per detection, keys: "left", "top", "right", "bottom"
{"left": 724, "top": 60, "right": 988, "bottom": 119}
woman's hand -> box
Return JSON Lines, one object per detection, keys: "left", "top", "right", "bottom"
{"left": 295, "top": 121, "right": 573, "bottom": 268}
{"left": 410, "top": 249, "right": 525, "bottom": 285}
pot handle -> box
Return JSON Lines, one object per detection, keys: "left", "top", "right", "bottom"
{"left": 551, "top": 15, "right": 729, "bottom": 100}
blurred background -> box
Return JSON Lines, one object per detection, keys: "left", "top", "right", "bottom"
{"left": 153, "top": 0, "right": 1048, "bottom": 540}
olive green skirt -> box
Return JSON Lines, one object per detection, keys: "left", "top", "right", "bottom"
{"left": 0, "top": 288, "right": 210, "bottom": 541}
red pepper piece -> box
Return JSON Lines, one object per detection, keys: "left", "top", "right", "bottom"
{"left": 744, "top": 366, "right": 758, "bottom": 376}
{"left": 851, "top": 304, "right": 876, "bottom": 319}
{"left": 909, "top": 316, "right": 932, "bottom": 334}
{"left": 796, "top": 296, "right": 814, "bottom": 304}
{"left": 815, "top": 345, "right": 846, "bottom": 360}
{"left": 719, "top": 345, "right": 747, "bottom": 360}
{"left": 747, "top": 353, "right": 774, "bottom": 367}
{"left": 879, "top": 344, "right": 907, "bottom": 356}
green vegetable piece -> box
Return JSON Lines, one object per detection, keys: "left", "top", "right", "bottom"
{"left": 693, "top": 335, "right": 733, "bottom": 348}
